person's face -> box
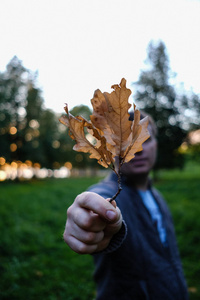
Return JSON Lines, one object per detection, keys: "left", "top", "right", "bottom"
{"left": 120, "top": 125, "right": 157, "bottom": 176}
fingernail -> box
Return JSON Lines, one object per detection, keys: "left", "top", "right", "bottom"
{"left": 106, "top": 210, "right": 116, "bottom": 221}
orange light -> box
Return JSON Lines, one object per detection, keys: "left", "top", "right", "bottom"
{"left": 33, "top": 163, "right": 41, "bottom": 169}
{"left": 25, "top": 160, "right": 32, "bottom": 167}
{"left": 64, "top": 162, "right": 72, "bottom": 170}
{"left": 10, "top": 143, "right": 17, "bottom": 152}
{"left": 10, "top": 127, "right": 17, "bottom": 135}
{"left": 0, "top": 157, "right": 6, "bottom": 165}
{"left": 4, "top": 163, "right": 10, "bottom": 170}
{"left": 11, "top": 162, "right": 18, "bottom": 169}
{"left": 20, "top": 163, "right": 28, "bottom": 169}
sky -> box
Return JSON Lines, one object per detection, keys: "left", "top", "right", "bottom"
{"left": 0, "top": 0, "right": 200, "bottom": 113}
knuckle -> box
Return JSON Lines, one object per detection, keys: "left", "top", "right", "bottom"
{"left": 67, "top": 205, "right": 73, "bottom": 218}
{"left": 76, "top": 243, "right": 89, "bottom": 254}
{"left": 84, "top": 231, "right": 96, "bottom": 243}
{"left": 63, "top": 229, "right": 70, "bottom": 244}
{"left": 82, "top": 217, "right": 93, "bottom": 229}
{"left": 75, "top": 192, "right": 87, "bottom": 204}
{"left": 76, "top": 243, "right": 97, "bottom": 255}
{"left": 84, "top": 231, "right": 104, "bottom": 244}
{"left": 75, "top": 193, "right": 82, "bottom": 203}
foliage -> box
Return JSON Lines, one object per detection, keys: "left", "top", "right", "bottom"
{"left": 133, "top": 40, "right": 200, "bottom": 170}
{"left": 0, "top": 57, "right": 44, "bottom": 164}
{"left": 0, "top": 163, "right": 200, "bottom": 299}
{"left": 0, "top": 57, "right": 95, "bottom": 169}
{"left": 70, "top": 105, "right": 92, "bottom": 120}
{"left": 176, "top": 91, "right": 200, "bottom": 131}
{"left": 185, "top": 144, "right": 200, "bottom": 163}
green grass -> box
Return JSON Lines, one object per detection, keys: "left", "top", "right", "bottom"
{"left": 0, "top": 177, "right": 100, "bottom": 300}
{"left": 0, "top": 163, "right": 200, "bottom": 299}
{"left": 155, "top": 163, "right": 200, "bottom": 299}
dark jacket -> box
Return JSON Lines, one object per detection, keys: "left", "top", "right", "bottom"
{"left": 89, "top": 173, "right": 188, "bottom": 300}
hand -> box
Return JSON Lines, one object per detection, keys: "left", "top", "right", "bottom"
{"left": 63, "top": 191, "right": 122, "bottom": 254}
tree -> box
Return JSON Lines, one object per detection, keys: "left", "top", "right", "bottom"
{"left": 0, "top": 56, "right": 27, "bottom": 162}
{"left": 133, "top": 41, "right": 186, "bottom": 169}
{"left": 0, "top": 57, "right": 96, "bottom": 170}
{"left": 0, "top": 71, "right": 11, "bottom": 159}
{"left": 0, "top": 56, "right": 45, "bottom": 165}
{"left": 175, "top": 90, "right": 200, "bottom": 131}
{"left": 70, "top": 104, "right": 92, "bottom": 120}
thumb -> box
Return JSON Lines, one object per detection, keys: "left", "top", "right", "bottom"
{"left": 105, "top": 198, "right": 118, "bottom": 222}
{"left": 106, "top": 198, "right": 117, "bottom": 208}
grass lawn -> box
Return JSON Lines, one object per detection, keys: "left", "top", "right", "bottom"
{"left": 0, "top": 163, "right": 200, "bottom": 299}
{"left": 0, "top": 177, "right": 99, "bottom": 300}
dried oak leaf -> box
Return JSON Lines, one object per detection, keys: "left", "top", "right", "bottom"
{"left": 59, "top": 105, "right": 114, "bottom": 168}
{"left": 90, "top": 78, "right": 150, "bottom": 162}
{"left": 124, "top": 109, "right": 149, "bottom": 163}
{"left": 59, "top": 78, "right": 150, "bottom": 169}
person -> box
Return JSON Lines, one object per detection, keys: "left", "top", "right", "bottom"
{"left": 63, "top": 112, "right": 189, "bottom": 300}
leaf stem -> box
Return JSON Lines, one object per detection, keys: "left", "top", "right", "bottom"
{"left": 109, "top": 157, "right": 123, "bottom": 202}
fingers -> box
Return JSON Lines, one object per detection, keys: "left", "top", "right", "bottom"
{"left": 64, "top": 228, "right": 111, "bottom": 254}
{"left": 65, "top": 235, "right": 98, "bottom": 254}
{"left": 70, "top": 222, "right": 104, "bottom": 245}
{"left": 64, "top": 216, "right": 105, "bottom": 254}
{"left": 63, "top": 191, "right": 123, "bottom": 254}
{"left": 72, "top": 207, "right": 106, "bottom": 232}
{"left": 75, "top": 192, "right": 119, "bottom": 223}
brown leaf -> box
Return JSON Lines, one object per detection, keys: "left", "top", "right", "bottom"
{"left": 124, "top": 110, "right": 150, "bottom": 163}
{"left": 90, "top": 78, "right": 132, "bottom": 158}
{"left": 60, "top": 78, "right": 150, "bottom": 168}
{"left": 104, "top": 78, "right": 133, "bottom": 157}
{"left": 78, "top": 116, "right": 114, "bottom": 167}
{"left": 90, "top": 89, "right": 115, "bottom": 147}
{"left": 59, "top": 105, "right": 114, "bottom": 168}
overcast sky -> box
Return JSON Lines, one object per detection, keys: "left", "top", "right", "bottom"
{"left": 0, "top": 0, "right": 200, "bottom": 113}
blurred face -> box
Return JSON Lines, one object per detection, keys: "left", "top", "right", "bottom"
{"left": 120, "top": 125, "right": 157, "bottom": 177}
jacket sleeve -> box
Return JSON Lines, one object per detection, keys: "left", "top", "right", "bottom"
{"left": 101, "top": 220, "right": 127, "bottom": 254}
